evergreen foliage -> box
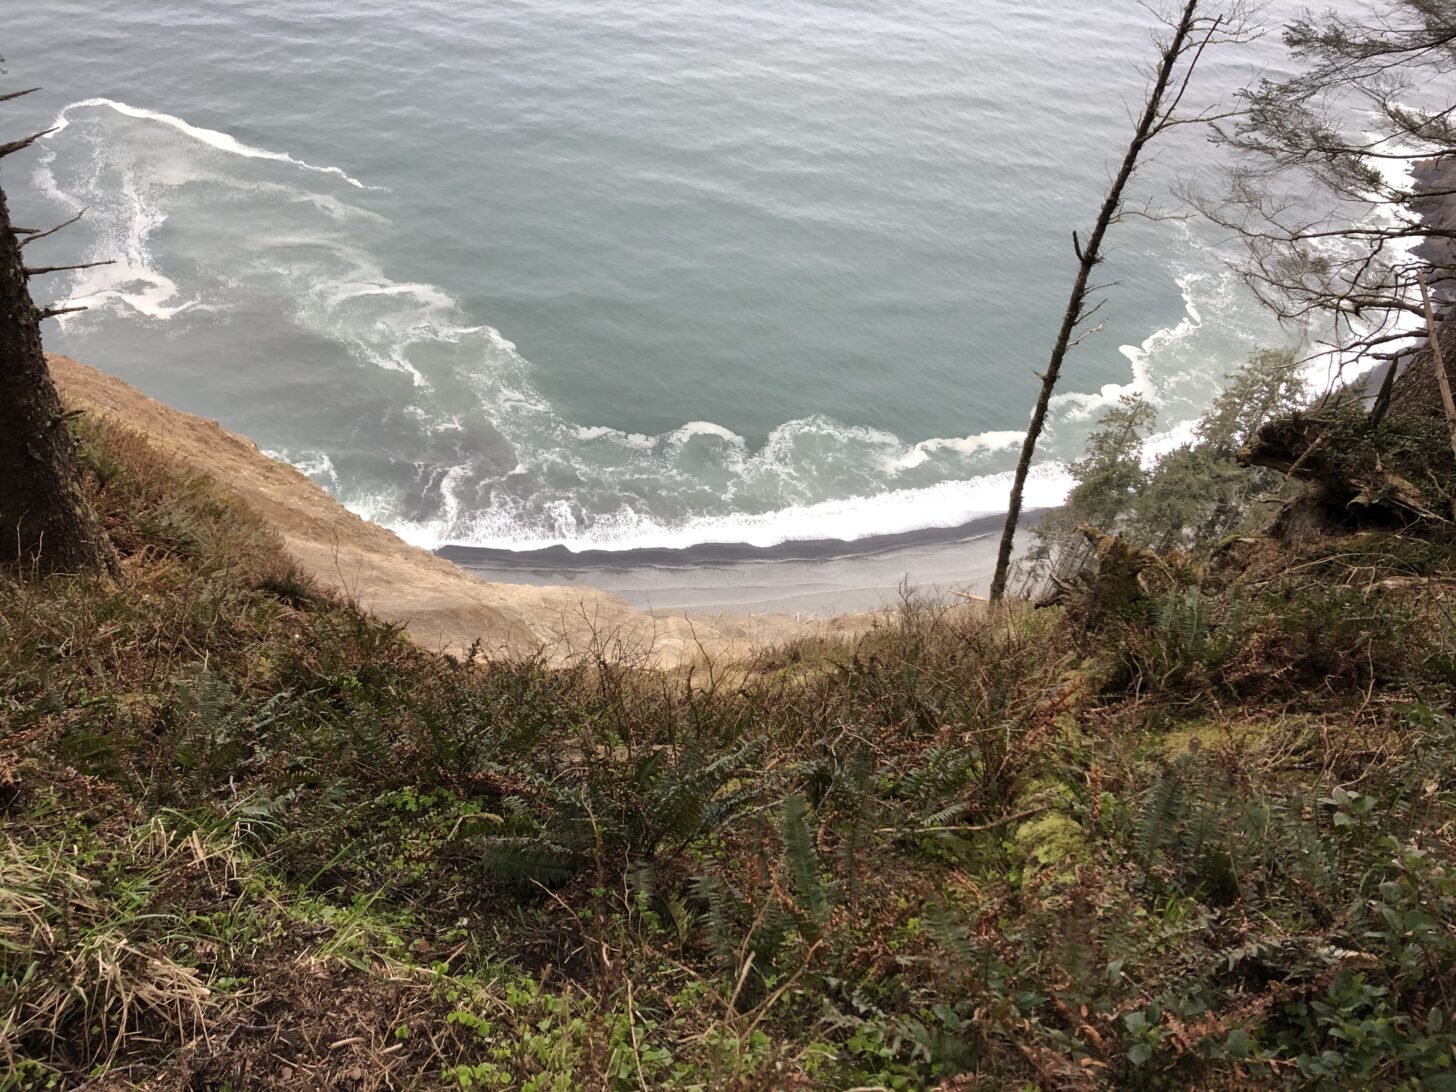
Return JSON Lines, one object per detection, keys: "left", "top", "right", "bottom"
{"left": 1024, "top": 348, "right": 1306, "bottom": 593}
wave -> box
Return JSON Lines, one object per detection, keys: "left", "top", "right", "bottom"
{"left": 350, "top": 462, "right": 1077, "bottom": 553}
{"left": 32, "top": 96, "right": 1278, "bottom": 554}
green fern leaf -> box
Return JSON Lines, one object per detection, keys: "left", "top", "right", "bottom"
{"left": 478, "top": 837, "right": 582, "bottom": 888}
{"left": 783, "top": 793, "right": 831, "bottom": 932}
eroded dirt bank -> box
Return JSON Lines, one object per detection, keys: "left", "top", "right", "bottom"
{"left": 49, "top": 354, "right": 875, "bottom": 663}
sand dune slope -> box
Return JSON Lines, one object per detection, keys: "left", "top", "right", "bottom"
{"left": 48, "top": 355, "right": 867, "bottom": 662}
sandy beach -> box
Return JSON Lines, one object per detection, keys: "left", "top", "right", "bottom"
{"left": 439, "top": 514, "right": 1032, "bottom": 616}
{"left": 49, "top": 353, "right": 1011, "bottom": 661}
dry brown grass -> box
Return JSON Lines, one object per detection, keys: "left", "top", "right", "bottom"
{"left": 0, "top": 820, "right": 241, "bottom": 1072}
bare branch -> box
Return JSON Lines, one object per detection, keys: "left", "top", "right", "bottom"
{"left": 0, "top": 126, "right": 56, "bottom": 158}
{"left": 1068, "top": 320, "right": 1108, "bottom": 349}
{"left": 18, "top": 209, "right": 85, "bottom": 248}
{"left": 24, "top": 260, "right": 114, "bottom": 277}
{"left": 1157, "top": 14, "right": 1224, "bottom": 127}
{"left": 36, "top": 304, "right": 87, "bottom": 320}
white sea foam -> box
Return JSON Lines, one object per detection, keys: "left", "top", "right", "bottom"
{"left": 377, "top": 462, "right": 1076, "bottom": 553}
{"left": 271, "top": 449, "right": 343, "bottom": 492}
{"left": 1048, "top": 271, "right": 1208, "bottom": 420}
{"left": 667, "top": 420, "right": 746, "bottom": 445}
{"left": 32, "top": 101, "right": 383, "bottom": 323}
{"left": 33, "top": 93, "right": 1287, "bottom": 556}
{"left": 48, "top": 99, "right": 378, "bottom": 190}
{"left": 574, "top": 425, "right": 656, "bottom": 448}
{"left": 1140, "top": 417, "right": 1202, "bottom": 464}
{"left": 890, "top": 429, "right": 1026, "bottom": 471}
{"left": 29, "top": 141, "right": 192, "bottom": 321}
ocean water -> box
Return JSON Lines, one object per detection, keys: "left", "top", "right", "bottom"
{"left": 9, "top": 0, "right": 1306, "bottom": 554}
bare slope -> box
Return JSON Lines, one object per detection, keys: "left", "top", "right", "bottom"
{"left": 49, "top": 354, "right": 862, "bottom": 661}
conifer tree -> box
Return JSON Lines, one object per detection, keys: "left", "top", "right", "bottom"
{"left": 1126, "top": 350, "right": 1303, "bottom": 553}
{"left": 1027, "top": 348, "right": 1307, "bottom": 586}
{"left": 0, "top": 89, "right": 117, "bottom": 576}
{"left": 1027, "top": 394, "right": 1155, "bottom": 588}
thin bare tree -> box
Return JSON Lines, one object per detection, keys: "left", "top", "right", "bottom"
{"left": 1195, "top": 0, "right": 1456, "bottom": 418}
{"left": 989, "top": 1, "right": 1244, "bottom": 601}
{"left": 0, "top": 88, "right": 118, "bottom": 576}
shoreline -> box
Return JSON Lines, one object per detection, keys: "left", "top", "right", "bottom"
{"left": 51, "top": 348, "right": 1032, "bottom": 631}
{"left": 47, "top": 353, "right": 933, "bottom": 660}
{"left": 438, "top": 511, "right": 1037, "bottom": 616}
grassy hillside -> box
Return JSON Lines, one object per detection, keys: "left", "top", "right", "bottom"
{"left": 4, "top": 416, "right": 1456, "bottom": 1089}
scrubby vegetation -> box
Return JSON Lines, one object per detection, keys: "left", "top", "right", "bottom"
{"left": 4, "top": 415, "right": 1456, "bottom": 1089}
{"left": 1021, "top": 349, "right": 1309, "bottom": 594}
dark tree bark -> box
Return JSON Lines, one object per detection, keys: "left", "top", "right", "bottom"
{"left": 1386, "top": 312, "right": 1456, "bottom": 423}
{"left": 0, "top": 103, "right": 118, "bottom": 577}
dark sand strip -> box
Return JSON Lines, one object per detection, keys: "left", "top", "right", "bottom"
{"left": 438, "top": 512, "right": 1039, "bottom": 615}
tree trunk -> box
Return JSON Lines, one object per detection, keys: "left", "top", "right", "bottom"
{"left": 988, "top": 0, "right": 1205, "bottom": 601}
{"left": 0, "top": 164, "right": 118, "bottom": 576}
{"left": 1386, "top": 312, "right": 1456, "bottom": 424}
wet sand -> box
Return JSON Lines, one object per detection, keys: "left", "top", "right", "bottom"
{"left": 439, "top": 513, "right": 1038, "bottom": 616}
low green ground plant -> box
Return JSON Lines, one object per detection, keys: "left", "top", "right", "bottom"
{"left": 3, "top": 417, "right": 1455, "bottom": 1088}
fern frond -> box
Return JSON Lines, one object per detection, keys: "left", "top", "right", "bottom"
{"left": 478, "top": 837, "right": 582, "bottom": 888}
{"left": 924, "top": 800, "right": 968, "bottom": 828}
{"left": 664, "top": 891, "right": 693, "bottom": 947}
{"left": 783, "top": 794, "right": 831, "bottom": 933}
{"left": 927, "top": 907, "right": 977, "bottom": 965}
{"left": 1135, "top": 757, "right": 1188, "bottom": 866}
{"left": 688, "top": 874, "right": 740, "bottom": 969}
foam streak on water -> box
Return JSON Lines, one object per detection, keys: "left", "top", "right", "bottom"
{"left": 51, "top": 99, "right": 378, "bottom": 190}
{"left": 31, "top": 95, "right": 1285, "bottom": 552}
{"left": 10, "top": 0, "right": 1346, "bottom": 555}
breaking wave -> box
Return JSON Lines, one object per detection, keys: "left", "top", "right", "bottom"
{"left": 33, "top": 98, "right": 1280, "bottom": 553}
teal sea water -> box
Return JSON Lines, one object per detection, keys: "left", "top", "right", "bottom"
{"left": 10, "top": 1, "right": 1307, "bottom": 553}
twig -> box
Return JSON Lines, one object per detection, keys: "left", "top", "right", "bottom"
{"left": 0, "top": 126, "right": 56, "bottom": 158}
{"left": 37, "top": 304, "right": 88, "bottom": 320}
{"left": 1283, "top": 433, "right": 1327, "bottom": 480}
{"left": 624, "top": 975, "right": 649, "bottom": 1091}
{"left": 25, "top": 259, "right": 115, "bottom": 276}
{"left": 19, "top": 208, "right": 85, "bottom": 248}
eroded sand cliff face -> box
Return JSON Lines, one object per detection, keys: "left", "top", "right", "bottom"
{"left": 48, "top": 355, "right": 872, "bottom": 663}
